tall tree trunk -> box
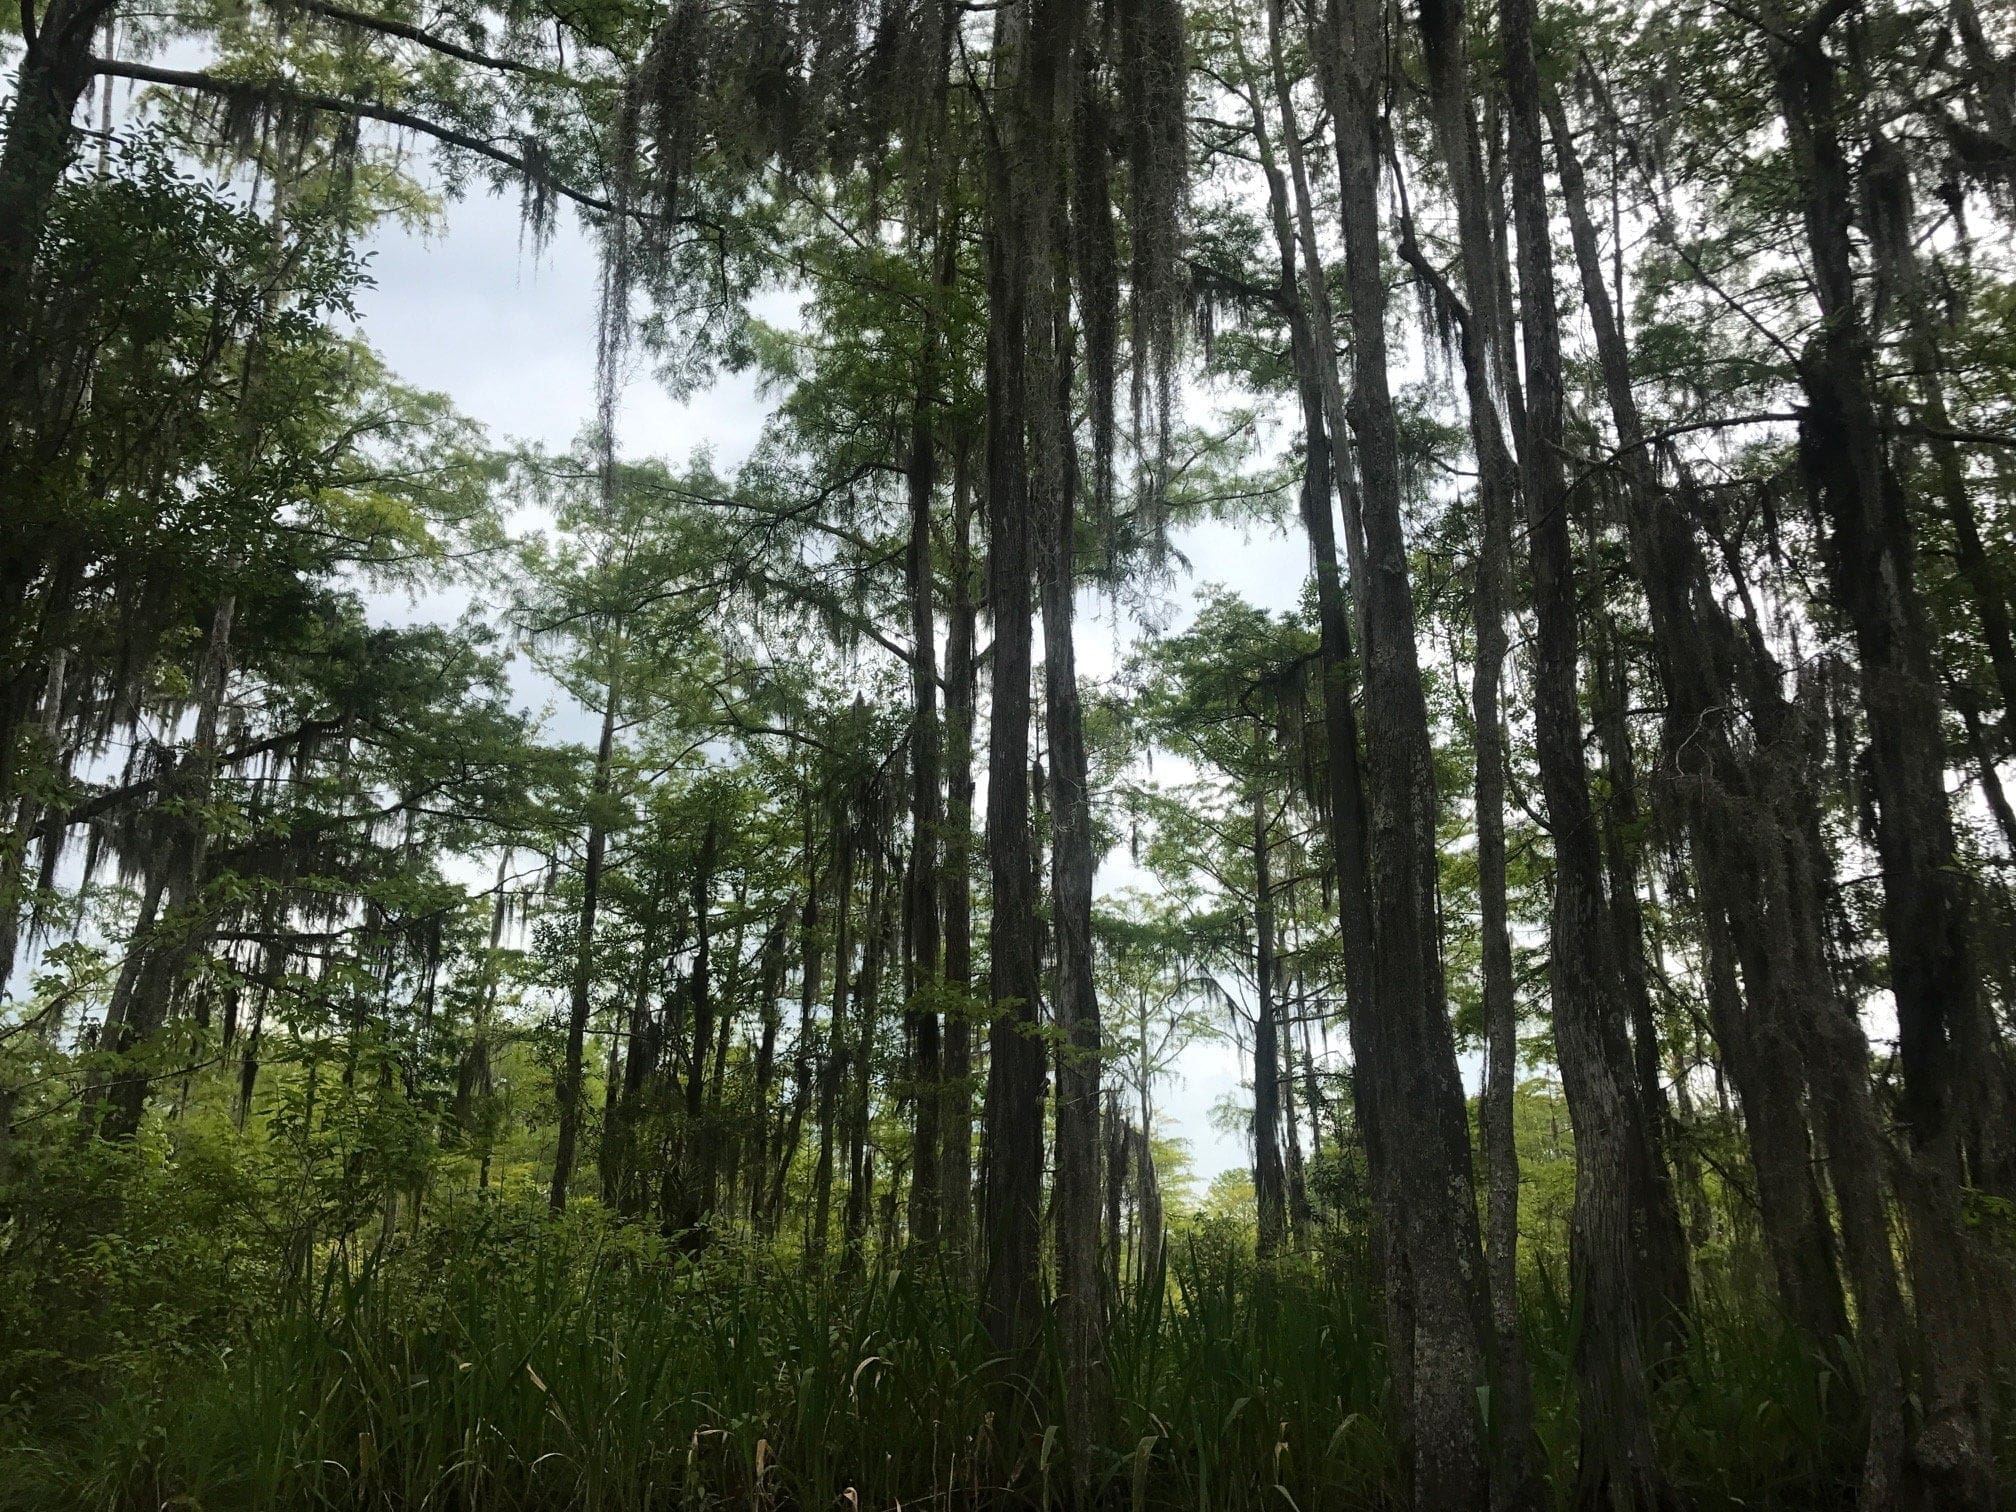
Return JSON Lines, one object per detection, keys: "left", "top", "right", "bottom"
{"left": 1104, "top": 1088, "right": 1127, "bottom": 1292}
{"left": 1544, "top": 79, "right": 1852, "bottom": 1361}
{"left": 1247, "top": 0, "right": 1375, "bottom": 1045}
{"left": 939, "top": 463, "right": 978, "bottom": 1260}
{"left": 1501, "top": 0, "right": 1667, "bottom": 1501}
{"left": 904, "top": 202, "right": 948, "bottom": 1256}
{"left": 1778, "top": 744, "right": 1913, "bottom": 1508}
{"left": 1040, "top": 321, "right": 1107, "bottom": 1475}
{"left": 1590, "top": 620, "right": 1693, "bottom": 1346}
{"left": 0, "top": 0, "right": 116, "bottom": 419}
{"left": 1318, "top": 0, "right": 1495, "bottom": 1502}
{"left": 811, "top": 818, "right": 855, "bottom": 1265}
{"left": 1776, "top": 15, "right": 1992, "bottom": 1499}
{"left": 1249, "top": 0, "right": 1399, "bottom": 1364}
{"left": 1251, "top": 765, "right": 1287, "bottom": 1260}
{"left": 979, "top": 0, "right": 1081, "bottom": 1372}
{"left": 1910, "top": 349, "right": 2016, "bottom": 738}
{"left": 769, "top": 820, "right": 825, "bottom": 1236}
{"left": 844, "top": 844, "right": 892, "bottom": 1265}
{"left": 1279, "top": 949, "right": 1313, "bottom": 1250}
{"left": 747, "top": 916, "right": 786, "bottom": 1225}
{"left": 550, "top": 661, "right": 621, "bottom": 1213}
{"left": 1407, "top": 7, "right": 1540, "bottom": 1497}
{"left": 600, "top": 903, "right": 658, "bottom": 1207}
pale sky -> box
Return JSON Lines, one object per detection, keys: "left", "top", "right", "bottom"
{"left": 349, "top": 181, "right": 1315, "bottom": 1182}
{"left": 15, "top": 37, "right": 1932, "bottom": 1196}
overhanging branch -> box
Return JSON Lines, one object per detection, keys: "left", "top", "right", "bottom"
{"left": 293, "top": 0, "right": 588, "bottom": 88}
{"left": 90, "top": 56, "right": 625, "bottom": 218}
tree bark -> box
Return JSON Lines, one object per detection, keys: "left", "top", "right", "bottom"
{"left": 1252, "top": 767, "right": 1287, "bottom": 1259}
{"left": 550, "top": 661, "right": 621, "bottom": 1213}
{"left": 1544, "top": 78, "right": 1851, "bottom": 1360}
{"left": 1775, "top": 15, "right": 1992, "bottom": 1498}
{"left": 1317, "top": 0, "right": 1495, "bottom": 1502}
{"left": 1590, "top": 620, "right": 1693, "bottom": 1347}
{"left": 1407, "top": 6, "right": 1540, "bottom": 1496}
{"left": 904, "top": 357, "right": 944, "bottom": 1256}
{"left": 600, "top": 902, "right": 658, "bottom": 1208}
{"left": 979, "top": 0, "right": 1083, "bottom": 1374}
{"left": 811, "top": 817, "right": 855, "bottom": 1264}
{"left": 0, "top": 0, "right": 117, "bottom": 416}
{"left": 1252, "top": 13, "right": 1406, "bottom": 1426}
{"left": 940, "top": 461, "right": 979, "bottom": 1260}
{"left": 1501, "top": 0, "right": 1667, "bottom": 1501}
{"left": 844, "top": 842, "right": 890, "bottom": 1264}
{"left": 747, "top": 916, "right": 786, "bottom": 1225}
{"left": 90, "top": 597, "right": 236, "bottom": 1142}
{"left": 768, "top": 817, "right": 825, "bottom": 1236}
{"left": 1040, "top": 303, "right": 1107, "bottom": 1472}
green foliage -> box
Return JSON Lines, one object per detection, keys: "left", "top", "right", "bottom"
{"left": 7, "top": 0, "right": 2016, "bottom": 1504}
{"left": 0, "top": 1177, "right": 1892, "bottom": 1511}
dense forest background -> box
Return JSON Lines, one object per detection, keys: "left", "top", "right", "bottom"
{"left": 4, "top": 0, "right": 2016, "bottom": 1507}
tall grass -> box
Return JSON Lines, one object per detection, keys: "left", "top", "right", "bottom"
{"left": 0, "top": 1197, "right": 1912, "bottom": 1509}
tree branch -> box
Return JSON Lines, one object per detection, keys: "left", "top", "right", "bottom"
{"left": 37, "top": 717, "right": 349, "bottom": 839}
{"left": 293, "top": 0, "right": 587, "bottom": 88}
{"left": 89, "top": 57, "right": 624, "bottom": 218}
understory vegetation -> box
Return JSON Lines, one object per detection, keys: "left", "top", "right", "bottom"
{"left": 6, "top": 0, "right": 2016, "bottom": 1506}
{"left": 0, "top": 1159, "right": 1890, "bottom": 1511}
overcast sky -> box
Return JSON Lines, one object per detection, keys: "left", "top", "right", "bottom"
{"left": 347, "top": 180, "right": 1330, "bottom": 1185}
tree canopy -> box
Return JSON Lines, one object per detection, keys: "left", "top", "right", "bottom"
{"left": 5, "top": 0, "right": 2016, "bottom": 1507}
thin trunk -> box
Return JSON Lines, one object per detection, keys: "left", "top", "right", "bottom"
{"left": 707, "top": 880, "right": 744, "bottom": 1209}
{"left": 1777, "top": 18, "right": 1990, "bottom": 1497}
{"left": 844, "top": 845, "right": 891, "bottom": 1262}
{"left": 601, "top": 906, "right": 658, "bottom": 1207}
{"left": 769, "top": 833, "right": 825, "bottom": 1235}
{"left": 978, "top": 0, "right": 1078, "bottom": 1372}
{"left": 905, "top": 352, "right": 944, "bottom": 1255}
{"left": 1252, "top": 7, "right": 1415, "bottom": 1400}
{"left": 1248, "top": 0, "right": 1375, "bottom": 1041}
{"left": 748, "top": 916, "right": 787, "bottom": 1226}
{"left": 1502, "top": 0, "right": 1666, "bottom": 1501}
{"left": 812, "top": 819, "right": 856, "bottom": 1264}
{"left": 1039, "top": 262, "right": 1107, "bottom": 1464}
{"left": 1781, "top": 765, "right": 1913, "bottom": 1508}
{"left": 1403, "top": 13, "right": 1541, "bottom": 1490}
{"left": 550, "top": 661, "right": 621, "bottom": 1214}
{"left": 1475, "top": 559, "right": 1532, "bottom": 1509}
{"left": 1591, "top": 621, "right": 1693, "bottom": 1345}
{"left": 940, "top": 460, "right": 978, "bottom": 1259}
{"left": 1252, "top": 769, "right": 1287, "bottom": 1259}
{"left": 237, "top": 908, "right": 286, "bottom": 1132}
{"left": 1319, "top": 1, "right": 1494, "bottom": 1502}
{"left": 1913, "top": 353, "right": 2016, "bottom": 738}
{"left": 91, "top": 597, "right": 236, "bottom": 1142}
{"left": 1104, "top": 1089, "right": 1127, "bottom": 1294}
{"left": 1545, "top": 78, "right": 1850, "bottom": 1360}
{"left": 1135, "top": 1114, "right": 1164, "bottom": 1290}
{"left": 676, "top": 818, "right": 721, "bottom": 1238}
{"left": 810, "top": 1040, "right": 841, "bottom": 1262}
{"left": 1280, "top": 950, "right": 1313, "bottom": 1249}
